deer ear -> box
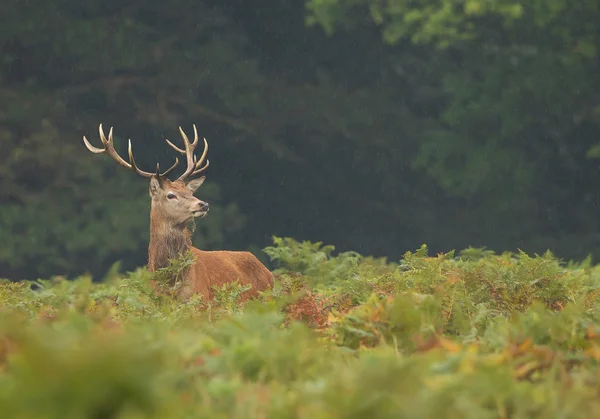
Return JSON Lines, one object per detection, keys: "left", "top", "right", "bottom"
{"left": 149, "top": 176, "right": 162, "bottom": 197}
{"left": 186, "top": 177, "right": 206, "bottom": 193}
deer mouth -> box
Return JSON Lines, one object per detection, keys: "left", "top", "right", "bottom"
{"left": 193, "top": 210, "right": 208, "bottom": 218}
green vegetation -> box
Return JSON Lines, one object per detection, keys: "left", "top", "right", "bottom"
{"left": 2, "top": 237, "right": 600, "bottom": 418}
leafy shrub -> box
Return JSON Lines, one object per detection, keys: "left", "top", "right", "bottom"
{"left": 1, "top": 237, "right": 600, "bottom": 417}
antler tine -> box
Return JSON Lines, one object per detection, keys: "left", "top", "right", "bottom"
{"left": 160, "top": 158, "right": 180, "bottom": 177}
{"left": 83, "top": 124, "right": 133, "bottom": 171}
{"left": 177, "top": 125, "right": 198, "bottom": 181}
{"left": 83, "top": 124, "right": 180, "bottom": 179}
{"left": 165, "top": 138, "right": 185, "bottom": 154}
{"left": 126, "top": 140, "right": 157, "bottom": 178}
{"left": 164, "top": 124, "right": 210, "bottom": 182}
{"left": 191, "top": 138, "right": 209, "bottom": 176}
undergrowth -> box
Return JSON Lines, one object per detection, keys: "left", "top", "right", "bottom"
{"left": 1, "top": 238, "right": 600, "bottom": 418}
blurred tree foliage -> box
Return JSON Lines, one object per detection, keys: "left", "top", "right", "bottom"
{"left": 0, "top": 0, "right": 255, "bottom": 279}
{"left": 1, "top": 0, "right": 600, "bottom": 280}
{"left": 305, "top": 0, "right": 600, "bottom": 253}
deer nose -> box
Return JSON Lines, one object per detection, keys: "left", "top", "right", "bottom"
{"left": 201, "top": 202, "right": 209, "bottom": 211}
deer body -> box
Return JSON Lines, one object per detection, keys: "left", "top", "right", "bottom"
{"left": 154, "top": 247, "right": 273, "bottom": 302}
{"left": 84, "top": 124, "right": 274, "bottom": 302}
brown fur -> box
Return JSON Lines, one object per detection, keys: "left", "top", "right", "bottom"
{"left": 147, "top": 177, "right": 274, "bottom": 302}
{"left": 83, "top": 123, "right": 273, "bottom": 302}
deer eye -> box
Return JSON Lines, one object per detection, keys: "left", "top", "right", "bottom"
{"left": 167, "top": 192, "right": 177, "bottom": 200}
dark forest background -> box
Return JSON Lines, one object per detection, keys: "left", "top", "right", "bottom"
{"left": 1, "top": 0, "right": 600, "bottom": 281}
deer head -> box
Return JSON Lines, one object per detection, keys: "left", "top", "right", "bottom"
{"left": 83, "top": 124, "right": 211, "bottom": 227}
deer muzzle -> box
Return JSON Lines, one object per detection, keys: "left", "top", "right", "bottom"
{"left": 192, "top": 201, "right": 209, "bottom": 218}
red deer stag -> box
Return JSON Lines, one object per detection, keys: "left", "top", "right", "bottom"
{"left": 83, "top": 124, "right": 274, "bottom": 302}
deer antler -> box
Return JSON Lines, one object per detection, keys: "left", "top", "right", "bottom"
{"left": 165, "top": 124, "right": 210, "bottom": 182}
{"left": 83, "top": 124, "right": 179, "bottom": 178}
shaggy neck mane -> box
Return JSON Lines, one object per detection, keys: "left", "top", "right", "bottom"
{"left": 147, "top": 207, "right": 193, "bottom": 272}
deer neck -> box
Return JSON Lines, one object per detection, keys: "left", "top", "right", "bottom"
{"left": 147, "top": 208, "right": 193, "bottom": 272}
